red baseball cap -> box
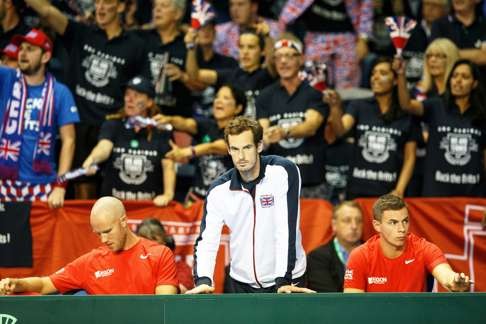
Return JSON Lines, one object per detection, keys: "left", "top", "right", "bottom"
{"left": 12, "top": 29, "right": 53, "bottom": 53}
{"left": 2, "top": 42, "right": 19, "bottom": 59}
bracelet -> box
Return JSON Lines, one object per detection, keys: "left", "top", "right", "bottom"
{"left": 186, "top": 43, "right": 196, "bottom": 50}
{"left": 283, "top": 127, "right": 291, "bottom": 139}
{"left": 190, "top": 146, "right": 197, "bottom": 158}
{"left": 53, "top": 179, "right": 68, "bottom": 189}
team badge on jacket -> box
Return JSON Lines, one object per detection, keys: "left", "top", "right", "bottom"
{"left": 260, "top": 194, "right": 274, "bottom": 208}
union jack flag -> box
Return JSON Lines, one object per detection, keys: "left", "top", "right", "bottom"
{"left": 260, "top": 194, "right": 275, "bottom": 208}
{"left": 36, "top": 132, "right": 52, "bottom": 156}
{"left": 191, "top": 0, "right": 215, "bottom": 29}
{"left": 299, "top": 61, "right": 327, "bottom": 92}
{"left": 0, "top": 139, "right": 21, "bottom": 161}
{"left": 384, "top": 16, "right": 416, "bottom": 57}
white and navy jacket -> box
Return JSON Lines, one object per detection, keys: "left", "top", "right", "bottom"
{"left": 194, "top": 155, "right": 306, "bottom": 289}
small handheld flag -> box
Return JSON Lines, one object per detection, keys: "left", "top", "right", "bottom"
{"left": 385, "top": 16, "right": 417, "bottom": 57}
{"left": 191, "top": 0, "right": 216, "bottom": 29}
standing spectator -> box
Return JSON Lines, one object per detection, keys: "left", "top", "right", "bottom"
{"left": 431, "top": 0, "right": 486, "bottom": 85}
{"left": 190, "top": 16, "right": 238, "bottom": 119}
{"left": 25, "top": 0, "right": 146, "bottom": 199}
{"left": 396, "top": 58, "right": 486, "bottom": 197}
{"left": 344, "top": 194, "right": 471, "bottom": 292}
{"left": 82, "top": 76, "right": 175, "bottom": 206}
{"left": 279, "top": 0, "right": 373, "bottom": 89}
{"left": 214, "top": 0, "right": 280, "bottom": 59}
{"left": 0, "top": 197, "right": 179, "bottom": 295}
{"left": 1, "top": 41, "right": 18, "bottom": 68}
{"left": 257, "top": 35, "right": 329, "bottom": 198}
{"left": 306, "top": 201, "right": 363, "bottom": 292}
{"left": 154, "top": 84, "right": 245, "bottom": 199}
{"left": 325, "top": 57, "right": 419, "bottom": 199}
{"left": 186, "top": 27, "right": 275, "bottom": 118}
{"left": 187, "top": 117, "right": 313, "bottom": 294}
{"left": 0, "top": 29, "right": 78, "bottom": 207}
{"left": 0, "top": 0, "right": 30, "bottom": 48}
{"left": 138, "top": 0, "right": 195, "bottom": 118}
{"left": 402, "top": 0, "right": 449, "bottom": 89}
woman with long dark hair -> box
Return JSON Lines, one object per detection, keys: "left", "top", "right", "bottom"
{"left": 396, "top": 59, "right": 486, "bottom": 196}
{"left": 325, "top": 57, "right": 419, "bottom": 199}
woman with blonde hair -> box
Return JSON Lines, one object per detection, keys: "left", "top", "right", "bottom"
{"left": 415, "top": 38, "right": 459, "bottom": 100}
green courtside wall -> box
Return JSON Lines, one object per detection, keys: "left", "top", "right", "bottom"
{"left": 0, "top": 293, "right": 485, "bottom": 324}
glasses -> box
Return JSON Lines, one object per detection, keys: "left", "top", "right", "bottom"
{"left": 426, "top": 53, "right": 447, "bottom": 60}
{"left": 274, "top": 53, "right": 300, "bottom": 61}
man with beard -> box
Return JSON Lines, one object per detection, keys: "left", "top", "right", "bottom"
{"left": 24, "top": 0, "right": 145, "bottom": 199}
{"left": 0, "top": 29, "right": 78, "bottom": 207}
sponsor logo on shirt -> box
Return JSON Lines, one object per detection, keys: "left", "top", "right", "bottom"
{"left": 344, "top": 269, "right": 353, "bottom": 280}
{"left": 140, "top": 253, "right": 152, "bottom": 260}
{"left": 94, "top": 268, "right": 115, "bottom": 279}
{"left": 368, "top": 277, "right": 387, "bottom": 285}
{"left": 260, "top": 194, "right": 274, "bottom": 208}
{"left": 405, "top": 258, "right": 415, "bottom": 265}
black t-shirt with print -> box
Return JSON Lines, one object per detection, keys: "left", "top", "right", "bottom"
{"left": 192, "top": 50, "right": 238, "bottom": 119}
{"left": 139, "top": 30, "right": 193, "bottom": 117}
{"left": 191, "top": 118, "right": 232, "bottom": 197}
{"left": 345, "top": 98, "right": 420, "bottom": 197}
{"left": 98, "top": 120, "right": 171, "bottom": 200}
{"left": 217, "top": 67, "right": 275, "bottom": 118}
{"left": 256, "top": 81, "right": 329, "bottom": 186}
{"left": 62, "top": 20, "right": 145, "bottom": 125}
{"left": 422, "top": 97, "right": 486, "bottom": 197}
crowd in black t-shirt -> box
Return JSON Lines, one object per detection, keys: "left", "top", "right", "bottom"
{"left": 2, "top": 0, "right": 485, "bottom": 203}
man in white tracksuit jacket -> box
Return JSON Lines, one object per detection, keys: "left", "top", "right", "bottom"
{"left": 187, "top": 116, "right": 313, "bottom": 294}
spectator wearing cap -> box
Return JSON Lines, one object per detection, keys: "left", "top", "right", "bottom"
{"left": 82, "top": 76, "right": 175, "bottom": 206}
{"left": 1, "top": 41, "right": 18, "bottom": 68}
{"left": 0, "top": 28, "right": 79, "bottom": 207}
{"left": 0, "top": 0, "right": 30, "bottom": 49}
{"left": 24, "top": 0, "right": 146, "bottom": 199}
{"left": 256, "top": 34, "right": 329, "bottom": 199}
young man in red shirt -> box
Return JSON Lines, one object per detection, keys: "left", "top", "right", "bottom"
{"left": 344, "top": 194, "right": 471, "bottom": 292}
{"left": 0, "top": 197, "right": 178, "bottom": 295}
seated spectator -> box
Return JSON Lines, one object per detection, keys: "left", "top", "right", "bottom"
{"left": 136, "top": 218, "right": 194, "bottom": 293}
{"left": 396, "top": 59, "right": 486, "bottom": 197}
{"left": 153, "top": 84, "right": 245, "bottom": 199}
{"left": 214, "top": 0, "right": 280, "bottom": 60}
{"left": 82, "top": 76, "right": 175, "bottom": 205}
{"left": 185, "top": 26, "right": 275, "bottom": 118}
{"left": 306, "top": 201, "right": 363, "bottom": 292}
{"left": 344, "top": 194, "right": 471, "bottom": 292}
{"left": 0, "top": 29, "right": 78, "bottom": 207}
{"left": 325, "top": 57, "right": 420, "bottom": 199}
{"left": 0, "top": 197, "right": 179, "bottom": 295}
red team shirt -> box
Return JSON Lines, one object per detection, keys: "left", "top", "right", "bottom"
{"left": 344, "top": 233, "right": 447, "bottom": 292}
{"left": 50, "top": 238, "right": 178, "bottom": 294}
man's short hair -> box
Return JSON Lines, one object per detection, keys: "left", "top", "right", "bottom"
{"left": 239, "top": 27, "right": 265, "bottom": 51}
{"left": 372, "top": 194, "right": 406, "bottom": 221}
{"left": 333, "top": 200, "right": 362, "bottom": 220}
{"left": 224, "top": 116, "right": 263, "bottom": 146}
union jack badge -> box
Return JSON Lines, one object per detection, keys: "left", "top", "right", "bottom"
{"left": 260, "top": 194, "right": 274, "bottom": 208}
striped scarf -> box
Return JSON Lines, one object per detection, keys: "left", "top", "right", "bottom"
{"left": 0, "top": 70, "right": 55, "bottom": 180}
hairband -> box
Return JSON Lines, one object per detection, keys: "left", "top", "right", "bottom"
{"left": 274, "top": 39, "right": 303, "bottom": 54}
